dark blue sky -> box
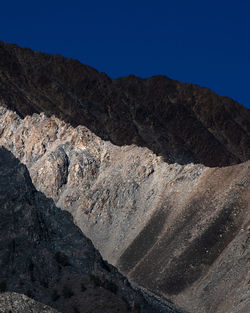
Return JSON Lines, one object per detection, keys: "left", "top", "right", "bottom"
{"left": 1, "top": 0, "right": 250, "bottom": 108}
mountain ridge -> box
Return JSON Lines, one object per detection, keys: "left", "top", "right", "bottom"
{"left": 1, "top": 41, "right": 250, "bottom": 167}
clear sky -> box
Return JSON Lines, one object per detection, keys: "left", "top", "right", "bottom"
{"left": 1, "top": 0, "right": 249, "bottom": 108}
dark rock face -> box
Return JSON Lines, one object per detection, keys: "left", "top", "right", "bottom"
{"left": 0, "top": 147, "right": 180, "bottom": 313}
{"left": 0, "top": 41, "right": 250, "bottom": 167}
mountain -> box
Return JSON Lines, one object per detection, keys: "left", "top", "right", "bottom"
{"left": 0, "top": 41, "right": 250, "bottom": 167}
{"left": 0, "top": 41, "right": 249, "bottom": 313}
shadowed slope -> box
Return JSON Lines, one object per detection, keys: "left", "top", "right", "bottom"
{"left": 0, "top": 41, "right": 250, "bottom": 166}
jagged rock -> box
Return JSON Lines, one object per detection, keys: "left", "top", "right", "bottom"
{"left": 0, "top": 107, "right": 206, "bottom": 264}
{"left": 0, "top": 42, "right": 249, "bottom": 313}
{"left": 0, "top": 147, "right": 180, "bottom": 313}
{"left": 0, "top": 292, "right": 60, "bottom": 313}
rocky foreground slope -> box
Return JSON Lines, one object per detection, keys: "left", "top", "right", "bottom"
{"left": 0, "top": 147, "right": 181, "bottom": 313}
{"left": 0, "top": 42, "right": 249, "bottom": 313}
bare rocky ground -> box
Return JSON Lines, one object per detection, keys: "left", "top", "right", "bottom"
{"left": 0, "top": 42, "right": 249, "bottom": 313}
{"left": 0, "top": 292, "right": 60, "bottom": 313}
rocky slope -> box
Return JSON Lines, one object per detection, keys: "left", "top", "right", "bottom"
{"left": 0, "top": 42, "right": 249, "bottom": 313}
{"left": 0, "top": 147, "right": 181, "bottom": 313}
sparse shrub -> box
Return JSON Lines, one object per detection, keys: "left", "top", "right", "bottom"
{"left": 81, "top": 283, "right": 86, "bottom": 292}
{"left": 54, "top": 251, "right": 70, "bottom": 266}
{"left": 28, "top": 261, "right": 34, "bottom": 272}
{"left": 131, "top": 302, "right": 141, "bottom": 312}
{"left": 103, "top": 281, "right": 118, "bottom": 294}
{"left": 73, "top": 306, "right": 80, "bottom": 313}
{"left": 29, "top": 261, "right": 35, "bottom": 282}
{"left": 89, "top": 275, "right": 101, "bottom": 287}
{"left": 26, "top": 289, "right": 33, "bottom": 298}
{"left": 0, "top": 281, "right": 6, "bottom": 292}
{"left": 62, "top": 285, "right": 74, "bottom": 298}
{"left": 51, "top": 289, "right": 60, "bottom": 301}
{"left": 101, "top": 259, "right": 111, "bottom": 272}
{"left": 41, "top": 279, "right": 48, "bottom": 288}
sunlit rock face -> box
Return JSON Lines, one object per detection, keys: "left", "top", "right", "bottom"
{"left": 0, "top": 41, "right": 249, "bottom": 313}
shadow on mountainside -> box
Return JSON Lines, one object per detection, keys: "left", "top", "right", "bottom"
{"left": 0, "top": 41, "right": 250, "bottom": 167}
{"left": 0, "top": 146, "right": 184, "bottom": 313}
